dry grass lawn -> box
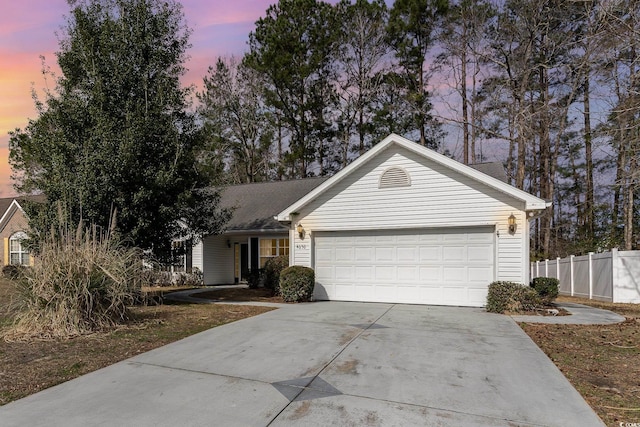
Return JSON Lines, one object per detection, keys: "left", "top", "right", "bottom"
{"left": 521, "top": 296, "right": 640, "bottom": 426}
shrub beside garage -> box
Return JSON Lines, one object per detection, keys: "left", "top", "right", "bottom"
{"left": 486, "top": 277, "right": 560, "bottom": 314}
{"left": 279, "top": 266, "right": 314, "bottom": 302}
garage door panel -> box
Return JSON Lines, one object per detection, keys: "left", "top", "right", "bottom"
{"left": 375, "top": 235, "right": 395, "bottom": 243}
{"left": 443, "top": 246, "right": 466, "bottom": 261}
{"left": 397, "top": 234, "right": 419, "bottom": 243}
{"left": 315, "top": 247, "right": 333, "bottom": 263}
{"left": 468, "top": 233, "right": 494, "bottom": 243}
{"left": 468, "top": 267, "right": 494, "bottom": 282}
{"left": 375, "top": 285, "right": 396, "bottom": 300}
{"left": 442, "top": 287, "right": 466, "bottom": 303}
{"left": 355, "top": 236, "right": 375, "bottom": 244}
{"left": 335, "top": 266, "right": 353, "bottom": 280}
{"left": 354, "top": 247, "right": 373, "bottom": 261}
{"left": 335, "top": 284, "right": 355, "bottom": 299}
{"left": 314, "top": 227, "right": 494, "bottom": 307}
{"left": 443, "top": 267, "right": 466, "bottom": 283}
{"left": 335, "top": 247, "right": 353, "bottom": 261}
{"left": 420, "top": 266, "right": 442, "bottom": 281}
{"left": 419, "top": 233, "right": 443, "bottom": 243}
{"left": 397, "top": 266, "right": 418, "bottom": 281}
{"left": 419, "top": 247, "right": 442, "bottom": 262}
{"left": 375, "top": 266, "right": 395, "bottom": 280}
{"left": 355, "top": 266, "right": 372, "bottom": 280}
{"left": 397, "top": 247, "right": 418, "bottom": 262}
{"left": 468, "top": 246, "right": 493, "bottom": 262}
{"left": 375, "top": 247, "right": 395, "bottom": 261}
{"left": 315, "top": 266, "right": 333, "bottom": 279}
{"left": 468, "top": 288, "right": 489, "bottom": 305}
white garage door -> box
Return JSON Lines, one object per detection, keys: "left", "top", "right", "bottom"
{"left": 314, "top": 227, "right": 495, "bottom": 307}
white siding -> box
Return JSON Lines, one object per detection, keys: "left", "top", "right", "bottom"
{"left": 291, "top": 146, "right": 529, "bottom": 284}
{"left": 192, "top": 240, "right": 203, "bottom": 272}
{"left": 201, "top": 235, "right": 234, "bottom": 285}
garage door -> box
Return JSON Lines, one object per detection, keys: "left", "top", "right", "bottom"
{"left": 314, "top": 227, "right": 495, "bottom": 307}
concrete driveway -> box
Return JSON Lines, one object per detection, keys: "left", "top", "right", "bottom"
{"left": 0, "top": 302, "right": 603, "bottom": 426}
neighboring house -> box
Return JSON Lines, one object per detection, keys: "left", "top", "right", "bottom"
{"left": 193, "top": 134, "right": 548, "bottom": 308}
{"left": 0, "top": 196, "right": 44, "bottom": 267}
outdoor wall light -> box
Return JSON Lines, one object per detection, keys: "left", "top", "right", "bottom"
{"left": 508, "top": 213, "right": 517, "bottom": 235}
{"left": 297, "top": 223, "right": 305, "bottom": 239}
{"left": 226, "top": 239, "right": 231, "bottom": 248}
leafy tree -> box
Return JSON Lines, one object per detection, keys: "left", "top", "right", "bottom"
{"left": 244, "top": 0, "right": 340, "bottom": 178}
{"left": 198, "top": 56, "right": 274, "bottom": 184}
{"left": 387, "top": 0, "right": 448, "bottom": 148}
{"left": 9, "top": 0, "right": 228, "bottom": 260}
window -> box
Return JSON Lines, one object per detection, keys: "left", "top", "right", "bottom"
{"left": 170, "top": 239, "right": 192, "bottom": 273}
{"left": 259, "top": 238, "right": 289, "bottom": 267}
{"left": 9, "top": 232, "right": 30, "bottom": 266}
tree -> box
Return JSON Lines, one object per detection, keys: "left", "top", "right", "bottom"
{"left": 244, "top": 0, "right": 340, "bottom": 178}
{"left": 198, "top": 57, "right": 275, "bottom": 184}
{"left": 334, "top": 0, "right": 391, "bottom": 161}
{"left": 387, "top": 0, "right": 448, "bottom": 148}
{"left": 9, "top": 0, "right": 228, "bottom": 259}
{"left": 437, "top": 0, "right": 494, "bottom": 164}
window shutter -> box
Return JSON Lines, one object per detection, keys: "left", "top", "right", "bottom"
{"left": 3, "top": 238, "right": 8, "bottom": 266}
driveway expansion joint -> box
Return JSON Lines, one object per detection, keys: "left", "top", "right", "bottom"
{"left": 126, "top": 361, "right": 273, "bottom": 387}
{"left": 266, "top": 304, "right": 396, "bottom": 425}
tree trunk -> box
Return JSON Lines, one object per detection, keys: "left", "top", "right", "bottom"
{"left": 583, "top": 72, "right": 594, "bottom": 243}
{"left": 461, "top": 45, "right": 469, "bottom": 164}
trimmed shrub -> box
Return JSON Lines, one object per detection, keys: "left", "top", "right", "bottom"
{"left": 486, "top": 281, "right": 541, "bottom": 313}
{"left": 247, "top": 269, "right": 264, "bottom": 289}
{"left": 6, "top": 221, "right": 143, "bottom": 340}
{"left": 263, "top": 256, "right": 289, "bottom": 292}
{"left": 531, "top": 277, "right": 559, "bottom": 304}
{"left": 279, "top": 266, "right": 315, "bottom": 302}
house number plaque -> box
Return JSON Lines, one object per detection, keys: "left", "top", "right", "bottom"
{"left": 295, "top": 243, "right": 309, "bottom": 250}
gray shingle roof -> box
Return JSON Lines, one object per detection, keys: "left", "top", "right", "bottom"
{"left": 469, "top": 162, "right": 507, "bottom": 182}
{"left": 221, "top": 178, "right": 329, "bottom": 232}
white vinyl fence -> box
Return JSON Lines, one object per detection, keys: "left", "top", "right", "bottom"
{"left": 531, "top": 249, "right": 640, "bottom": 303}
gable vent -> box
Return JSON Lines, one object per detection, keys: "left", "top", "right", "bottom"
{"left": 379, "top": 167, "right": 411, "bottom": 188}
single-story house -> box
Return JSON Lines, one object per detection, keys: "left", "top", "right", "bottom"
{"left": 192, "top": 134, "right": 548, "bottom": 307}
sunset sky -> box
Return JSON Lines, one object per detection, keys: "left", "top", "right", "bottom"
{"left": 0, "top": 0, "right": 284, "bottom": 197}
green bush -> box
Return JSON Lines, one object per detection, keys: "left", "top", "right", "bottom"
{"left": 486, "top": 281, "right": 541, "bottom": 313}
{"left": 279, "top": 266, "right": 314, "bottom": 302}
{"left": 531, "top": 277, "right": 559, "bottom": 304}
{"left": 263, "top": 256, "right": 289, "bottom": 292}
{"left": 6, "top": 221, "right": 143, "bottom": 340}
{"left": 247, "top": 269, "right": 263, "bottom": 289}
